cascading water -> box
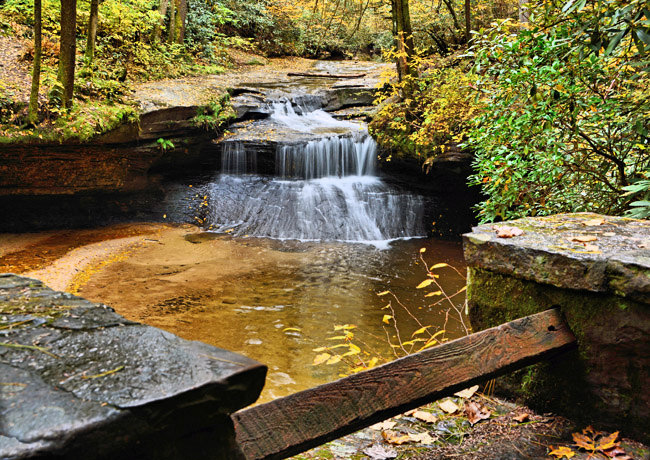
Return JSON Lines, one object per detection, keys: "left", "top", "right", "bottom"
{"left": 206, "top": 97, "right": 426, "bottom": 247}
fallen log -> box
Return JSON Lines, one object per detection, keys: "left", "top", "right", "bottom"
{"left": 233, "top": 308, "right": 576, "bottom": 460}
{"left": 287, "top": 72, "right": 367, "bottom": 79}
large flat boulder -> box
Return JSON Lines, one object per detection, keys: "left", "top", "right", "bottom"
{"left": 463, "top": 213, "right": 649, "bottom": 442}
{"left": 0, "top": 274, "right": 266, "bottom": 459}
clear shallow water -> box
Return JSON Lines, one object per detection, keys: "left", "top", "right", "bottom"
{"left": 150, "top": 235, "right": 468, "bottom": 403}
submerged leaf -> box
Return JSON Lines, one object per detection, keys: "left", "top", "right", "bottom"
{"left": 313, "top": 353, "right": 331, "bottom": 365}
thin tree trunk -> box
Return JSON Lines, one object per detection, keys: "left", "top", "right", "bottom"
{"left": 440, "top": 0, "right": 461, "bottom": 31}
{"left": 175, "top": 0, "right": 187, "bottom": 43}
{"left": 154, "top": 0, "right": 169, "bottom": 41}
{"left": 168, "top": 0, "right": 175, "bottom": 44}
{"left": 58, "top": 0, "right": 76, "bottom": 109}
{"left": 464, "top": 0, "right": 470, "bottom": 42}
{"left": 28, "top": 0, "right": 41, "bottom": 125}
{"left": 84, "top": 0, "right": 98, "bottom": 64}
{"left": 518, "top": 0, "right": 529, "bottom": 23}
{"left": 391, "top": 0, "right": 415, "bottom": 83}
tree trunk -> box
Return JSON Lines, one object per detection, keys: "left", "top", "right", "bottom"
{"left": 391, "top": 0, "right": 415, "bottom": 83}
{"left": 153, "top": 0, "right": 169, "bottom": 42}
{"left": 167, "top": 0, "right": 175, "bottom": 44}
{"left": 464, "top": 0, "right": 470, "bottom": 42}
{"left": 175, "top": 0, "right": 187, "bottom": 43}
{"left": 58, "top": 0, "right": 76, "bottom": 109}
{"left": 441, "top": 0, "right": 461, "bottom": 31}
{"left": 518, "top": 0, "right": 529, "bottom": 23}
{"left": 28, "top": 0, "right": 41, "bottom": 125}
{"left": 84, "top": 0, "right": 98, "bottom": 64}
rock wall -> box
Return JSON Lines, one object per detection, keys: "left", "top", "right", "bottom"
{"left": 464, "top": 213, "right": 649, "bottom": 442}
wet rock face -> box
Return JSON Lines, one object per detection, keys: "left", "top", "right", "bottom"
{"left": 463, "top": 213, "right": 650, "bottom": 442}
{"left": 0, "top": 274, "right": 266, "bottom": 459}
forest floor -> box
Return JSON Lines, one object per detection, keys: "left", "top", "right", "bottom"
{"left": 0, "top": 223, "right": 648, "bottom": 460}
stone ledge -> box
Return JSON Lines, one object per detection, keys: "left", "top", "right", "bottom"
{"left": 0, "top": 274, "right": 266, "bottom": 459}
{"left": 463, "top": 213, "right": 649, "bottom": 304}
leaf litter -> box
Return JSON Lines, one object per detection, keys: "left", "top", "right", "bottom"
{"left": 290, "top": 395, "right": 649, "bottom": 460}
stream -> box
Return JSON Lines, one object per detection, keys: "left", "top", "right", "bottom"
{"left": 0, "top": 61, "right": 469, "bottom": 403}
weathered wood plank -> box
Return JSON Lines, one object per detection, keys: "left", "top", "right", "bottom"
{"left": 232, "top": 308, "right": 576, "bottom": 460}
{"left": 287, "top": 72, "right": 367, "bottom": 79}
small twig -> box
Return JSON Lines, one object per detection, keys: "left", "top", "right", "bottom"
{"left": 81, "top": 365, "right": 125, "bottom": 380}
{"left": 0, "top": 382, "right": 27, "bottom": 387}
{"left": 0, "top": 319, "right": 34, "bottom": 330}
{"left": 0, "top": 342, "right": 58, "bottom": 358}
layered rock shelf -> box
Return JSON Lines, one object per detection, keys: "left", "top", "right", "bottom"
{"left": 0, "top": 274, "right": 266, "bottom": 459}
{"left": 463, "top": 213, "right": 649, "bottom": 442}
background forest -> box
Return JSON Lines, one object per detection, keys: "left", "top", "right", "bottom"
{"left": 0, "top": 0, "right": 648, "bottom": 222}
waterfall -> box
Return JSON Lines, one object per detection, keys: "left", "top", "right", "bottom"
{"left": 277, "top": 135, "right": 376, "bottom": 179}
{"left": 210, "top": 99, "right": 426, "bottom": 247}
{"left": 221, "top": 141, "right": 257, "bottom": 174}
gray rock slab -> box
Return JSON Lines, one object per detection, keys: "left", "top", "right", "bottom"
{"left": 463, "top": 213, "right": 649, "bottom": 303}
{"left": 0, "top": 274, "right": 266, "bottom": 459}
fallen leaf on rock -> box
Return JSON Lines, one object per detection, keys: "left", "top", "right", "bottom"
{"left": 454, "top": 385, "right": 479, "bottom": 399}
{"left": 413, "top": 410, "right": 437, "bottom": 423}
{"left": 363, "top": 444, "right": 397, "bottom": 460}
{"left": 382, "top": 430, "right": 412, "bottom": 445}
{"left": 439, "top": 400, "right": 459, "bottom": 414}
{"left": 572, "top": 426, "right": 620, "bottom": 453}
{"left": 370, "top": 420, "right": 397, "bottom": 431}
{"left": 464, "top": 401, "right": 491, "bottom": 425}
{"left": 603, "top": 232, "right": 616, "bottom": 237}
{"left": 603, "top": 446, "right": 630, "bottom": 459}
{"left": 409, "top": 432, "right": 436, "bottom": 444}
{"left": 403, "top": 409, "right": 416, "bottom": 416}
{"left": 549, "top": 445, "right": 576, "bottom": 458}
{"left": 512, "top": 412, "right": 530, "bottom": 423}
{"left": 570, "top": 235, "right": 598, "bottom": 243}
{"left": 583, "top": 218, "right": 605, "bottom": 226}
{"left": 494, "top": 226, "right": 524, "bottom": 238}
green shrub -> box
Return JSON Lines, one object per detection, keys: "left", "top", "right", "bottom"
{"left": 464, "top": 7, "right": 649, "bottom": 222}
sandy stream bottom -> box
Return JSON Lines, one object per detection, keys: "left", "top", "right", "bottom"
{"left": 0, "top": 222, "right": 467, "bottom": 402}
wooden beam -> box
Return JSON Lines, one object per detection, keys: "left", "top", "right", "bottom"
{"left": 233, "top": 308, "right": 576, "bottom": 460}
{"left": 287, "top": 72, "right": 367, "bottom": 79}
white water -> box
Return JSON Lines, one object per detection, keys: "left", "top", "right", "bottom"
{"left": 207, "top": 99, "right": 426, "bottom": 247}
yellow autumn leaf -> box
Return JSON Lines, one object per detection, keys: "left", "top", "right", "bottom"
{"left": 416, "top": 279, "right": 434, "bottom": 289}
{"left": 548, "top": 445, "right": 575, "bottom": 459}
{"left": 282, "top": 327, "right": 301, "bottom": 332}
{"left": 313, "top": 353, "right": 331, "bottom": 365}
{"left": 377, "top": 291, "right": 390, "bottom": 296}
{"left": 326, "top": 354, "right": 342, "bottom": 365}
{"left": 412, "top": 326, "right": 432, "bottom": 336}
{"left": 430, "top": 263, "right": 449, "bottom": 269}
{"left": 424, "top": 291, "right": 442, "bottom": 297}
{"left": 419, "top": 247, "right": 426, "bottom": 253}
{"left": 382, "top": 314, "right": 393, "bottom": 324}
